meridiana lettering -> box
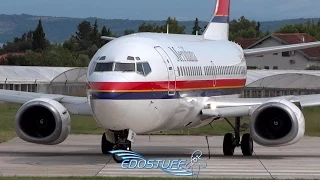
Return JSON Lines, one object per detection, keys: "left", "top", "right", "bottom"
{"left": 169, "top": 46, "right": 198, "bottom": 62}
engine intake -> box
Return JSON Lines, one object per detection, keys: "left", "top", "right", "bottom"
{"left": 250, "top": 99, "right": 305, "bottom": 146}
{"left": 15, "top": 98, "right": 71, "bottom": 145}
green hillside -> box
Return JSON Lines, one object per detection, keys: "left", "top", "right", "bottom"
{"left": 0, "top": 14, "right": 318, "bottom": 43}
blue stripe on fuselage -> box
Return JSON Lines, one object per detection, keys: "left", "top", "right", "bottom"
{"left": 211, "top": 16, "right": 229, "bottom": 23}
{"left": 89, "top": 88, "right": 243, "bottom": 100}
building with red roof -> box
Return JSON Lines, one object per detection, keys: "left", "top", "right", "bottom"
{"left": 236, "top": 33, "right": 320, "bottom": 70}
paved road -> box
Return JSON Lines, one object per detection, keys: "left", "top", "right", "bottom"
{"left": 0, "top": 135, "right": 320, "bottom": 179}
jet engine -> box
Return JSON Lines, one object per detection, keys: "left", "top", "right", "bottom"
{"left": 14, "top": 98, "right": 71, "bottom": 145}
{"left": 250, "top": 99, "right": 305, "bottom": 146}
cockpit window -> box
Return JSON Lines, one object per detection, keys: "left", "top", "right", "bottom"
{"left": 94, "top": 62, "right": 114, "bottom": 72}
{"left": 114, "top": 63, "right": 135, "bottom": 72}
{"left": 127, "top": 56, "right": 135, "bottom": 60}
{"left": 136, "top": 62, "right": 152, "bottom": 76}
{"left": 99, "top": 56, "right": 106, "bottom": 60}
{"left": 142, "top": 63, "right": 151, "bottom": 75}
{"left": 137, "top": 63, "right": 144, "bottom": 74}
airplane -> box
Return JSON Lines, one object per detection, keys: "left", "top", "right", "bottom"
{"left": 1, "top": 0, "right": 320, "bottom": 163}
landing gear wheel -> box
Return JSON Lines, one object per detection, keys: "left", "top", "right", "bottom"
{"left": 101, "top": 133, "right": 114, "bottom": 154}
{"left": 112, "top": 145, "right": 132, "bottom": 163}
{"left": 112, "top": 152, "right": 124, "bottom": 163}
{"left": 223, "top": 133, "right": 235, "bottom": 156}
{"left": 241, "top": 133, "right": 253, "bottom": 156}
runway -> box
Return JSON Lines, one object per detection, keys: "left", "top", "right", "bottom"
{"left": 1, "top": 135, "right": 320, "bottom": 179}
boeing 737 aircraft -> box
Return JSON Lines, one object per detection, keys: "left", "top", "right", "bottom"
{"left": 1, "top": 0, "right": 320, "bottom": 162}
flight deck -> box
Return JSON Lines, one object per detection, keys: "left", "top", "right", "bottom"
{"left": 0, "top": 135, "right": 320, "bottom": 179}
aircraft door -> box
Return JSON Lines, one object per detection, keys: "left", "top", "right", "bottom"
{"left": 154, "top": 46, "right": 176, "bottom": 95}
{"left": 211, "top": 61, "right": 216, "bottom": 86}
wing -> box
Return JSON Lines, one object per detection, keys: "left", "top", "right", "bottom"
{"left": 244, "top": 41, "right": 320, "bottom": 57}
{"left": 101, "top": 36, "right": 117, "bottom": 41}
{"left": 0, "top": 89, "right": 92, "bottom": 116}
{"left": 201, "top": 94, "right": 320, "bottom": 118}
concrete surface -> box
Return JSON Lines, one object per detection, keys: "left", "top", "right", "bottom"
{"left": 0, "top": 135, "right": 320, "bottom": 179}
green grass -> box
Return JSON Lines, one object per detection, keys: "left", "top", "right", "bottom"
{"left": 1, "top": 103, "right": 320, "bottom": 143}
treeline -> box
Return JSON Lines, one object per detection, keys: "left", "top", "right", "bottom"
{"left": 0, "top": 16, "right": 320, "bottom": 67}
{"left": 276, "top": 19, "right": 320, "bottom": 40}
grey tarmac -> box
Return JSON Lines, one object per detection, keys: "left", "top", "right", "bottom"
{"left": 0, "top": 135, "right": 320, "bottom": 179}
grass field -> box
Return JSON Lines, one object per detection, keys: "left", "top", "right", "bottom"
{"left": 1, "top": 102, "right": 320, "bottom": 143}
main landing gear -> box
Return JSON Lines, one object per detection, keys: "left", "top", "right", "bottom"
{"left": 101, "top": 130, "right": 132, "bottom": 163}
{"left": 223, "top": 117, "right": 253, "bottom": 156}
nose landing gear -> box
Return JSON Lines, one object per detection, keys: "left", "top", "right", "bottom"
{"left": 101, "top": 130, "right": 132, "bottom": 163}
{"left": 223, "top": 117, "right": 253, "bottom": 156}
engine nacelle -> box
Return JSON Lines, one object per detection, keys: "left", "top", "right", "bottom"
{"left": 15, "top": 98, "right": 71, "bottom": 145}
{"left": 250, "top": 99, "right": 305, "bottom": 147}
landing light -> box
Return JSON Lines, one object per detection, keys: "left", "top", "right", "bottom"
{"left": 205, "top": 103, "right": 217, "bottom": 110}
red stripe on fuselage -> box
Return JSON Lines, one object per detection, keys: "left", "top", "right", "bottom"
{"left": 88, "top": 79, "right": 246, "bottom": 91}
{"left": 215, "top": 0, "right": 230, "bottom": 16}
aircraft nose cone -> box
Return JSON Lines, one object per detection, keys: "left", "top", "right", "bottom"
{"left": 88, "top": 74, "right": 131, "bottom": 130}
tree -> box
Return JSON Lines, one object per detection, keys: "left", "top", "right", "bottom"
{"left": 275, "top": 22, "right": 320, "bottom": 41}
{"left": 277, "top": 24, "right": 299, "bottom": 33}
{"left": 255, "top": 22, "right": 261, "bottom": 36}
{"left": 91, "top": 19, "right": 100, "bottom": 46}
{"left": 138, "top": 22, "right": 158, "bottom": 32}
{"left": 0, "top": 47, "right": 4, "bottom": 55}
{"left": 318, "top": 20, "right": 320, "bottom": 27}
{"left": 63, "top": 36, "right": 78, "bottom": 52}
{"left": 32, "top": 19, "right": 48, "bottom": 51}
{"left": 165, "top": 17, "right": 185, "bottom": 34}
{"left": 124, "top": 29, "right": 135, "bottom": 35}
{"left": 75, "top": 20, "right": 92, "bottom": 51}
{"left": 99, "top": 26, "right": 114, "bottom": 47}
{"left": 229, "top": 16, "right": 264, "bottom": 40}
{"left": 265, "top": 30, "right": 271, "bottom": 36}
{"left": 3, "top": 30, "right": 33, "bottom": 53}
{"left": 138, "top": 17, "right": 185, "bottom": 34}
{"left": 101, "top": 26, "right": 113, "bottom": 36}
{"left": 192, "top": 18, "right": 201, "bottom": 35}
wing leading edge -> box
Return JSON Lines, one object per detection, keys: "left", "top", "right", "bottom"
{"left": 201, "top": 94, "right": 320, "bottom": 118}
{"left": 0, "top": 89, "right": 92, "bottom": 116}
{"left": 244, "top": 41, "right": 320, "bottom": 57}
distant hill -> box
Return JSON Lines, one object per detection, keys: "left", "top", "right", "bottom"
{"left": 0, "top": 14, "right": 318, "bottom": 44}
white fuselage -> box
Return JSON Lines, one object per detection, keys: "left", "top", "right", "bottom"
{"left": 86, "top": 33, "right": 247, "bottom": 134}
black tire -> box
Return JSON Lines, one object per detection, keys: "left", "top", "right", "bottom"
{"left": 223, "top": 133, "right": 235, "bottom": 156}
{"left": 112, "top": 153, "right": 124, "bottom": 163}
{"left": 241, "top": 133, "right": 253, "bottom": 156}
{"left": 101, "top": 133, "right": 114, "bottom": 154}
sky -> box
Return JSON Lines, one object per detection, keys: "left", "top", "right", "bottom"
{"left": 0, "top": 0, "right": 319, "bottom": 21}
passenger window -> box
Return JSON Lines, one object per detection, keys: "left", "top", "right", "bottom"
{"left": 143, "top": 63, "right": 151, "bottom": 75}
{"left": 114, "top": 63, "right": 135, "bottom": 72}
{"left": 178, "top": 67, "right": 181, "bottom": 76}
{"left": 94, "top": 62, "right": 114, "bottom": 72}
